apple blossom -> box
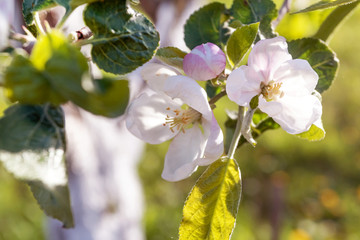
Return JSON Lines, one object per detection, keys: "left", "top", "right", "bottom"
{"left": 226, "top": 36, "right": 322, "bottom": 134}
{"left": 183, "top": 42, "right": 226, "bottom": 81}
{"left": 126, "top": 75, "right": 224, "bottom": 182}
{"left": 140, "top": 62, "right": 178, "bottom": 92}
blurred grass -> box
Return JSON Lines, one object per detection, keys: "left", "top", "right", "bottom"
{"left": 1, "top": 1, "right": 360, "bottom": 240}
{"left": 0, "top": 166, "right": 45, "bottom": 240}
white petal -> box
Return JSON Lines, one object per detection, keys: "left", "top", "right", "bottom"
{"left": 259, "top": 95, "right": 322, "bottom": 134}
{"left": 274, "top": 59, "right": 319, "bottom": 97}
{"left": 164, "top": 75, "right": 212, "bottom": 120}
{"left": 226, "top": 65, "right": 262, "bottom": 106}
{"left": 196, "top": 113, "right": 224, "bottom": 166}
{"left": 161, "top": 125, "right": 207, "bottom": 181}
{"left": 248, "top": 36, "right": 292, "bottom": 81}
{"left": 140, "top": 63, "right": 178, "bottom": 92}
{"left": 126, "top": 93, "right": 180, "bottom": 144}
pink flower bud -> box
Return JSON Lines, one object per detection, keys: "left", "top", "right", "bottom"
{"left": 183, "top": 42, "right": 226, "bottom": 81}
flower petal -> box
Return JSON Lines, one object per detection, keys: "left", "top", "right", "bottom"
{"left": 248, "top": 36, "right": 292, "bottom": 81}
{"left": 161, "top": 125, "right": 206, "bottom": 181}
{"left": 164, "top": 75, "right": 212, "bottom": 120}
{"left": 140, "top": 63, "right": 178, "bottom": 92}
{"left": 196, "top": 113, "right": 224, "bottom": 166}
{"left": 274, "top": 59, "right": 319, "bottom": 97}
{"left": 183, "top": 42, "right": 226, "bottom": 81}
{"left": 259, "top": 94, "right": 322, "bottom": 134}
{"left": 226, "top": 65, "right": 262, "bottom": 106}
{"left": 126, "top": 93, "right": 181, "bottom": 144}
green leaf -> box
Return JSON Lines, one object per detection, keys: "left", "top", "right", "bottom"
{"left": 184, "top": 3, "right": 229, "bottom": 50}
{"left": 230, "top": 0, "right": 277, "bottom": 23}
{"left": 22, "top": 0, "right": 56, "bottom": 25}
{"left": 314, "top": 1, "right": 360, "bottom": 41}
{"left": 5, "top": 31, "right": 130, "bottom": 117}
{"left": 4, "top": 54, "right": 66, "bottom": 105}
{"left": 0, "top": 52, "right": 13, "bottom": 83}
{"left": 42, "top": 33, "right": 129, "bottom": 117}
{"left": 294, "top": 0, "right": 360, "bottom": 13}
{"left": 155, "top": 47, "right": 187, "bottom": 70}
{"left": 84, "top": 78, "right": 129, "bottom": 117}
{"left": 288, "top": 38, "right": 339, "bottom": 93}
{"left": 0, "top": 104, "right": 73, "bottom": 228}
{"left": 230, "top": 0, "right": 278, "bottom": 37}
{"left": 179, "top": 158, "right": 241, "bottom": 240}
{"left": 83, "top": 0, "right": 159, "bottom": 74}
{"left": 54, "top": 0, "right": 99, "bottom": 11}
{"left": 296, "top": 124, "right": 325, "bottom": 141}
{"left": 226, "top": 23, "right": 259, "bottom": 68}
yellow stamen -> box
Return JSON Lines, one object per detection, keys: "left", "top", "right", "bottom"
{"left": 163, "top": 106, "right": 202, "bottom": 133}
{"left": 260, "top": 80, "right": 284, "bottom": 101}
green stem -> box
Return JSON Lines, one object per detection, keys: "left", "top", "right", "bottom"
{"left": 227, "top": 106, "right": 245, "bottom": 160}
{"left": 74, "top": 37, "right": 96, "bottom": 47}
{"left": 314, "top": 2, "right": 360, "bottom": 42}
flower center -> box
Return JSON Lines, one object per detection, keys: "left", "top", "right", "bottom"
{"left": 163, "top": 106, "right": 202, "bottom": 133}
{"left": 260, "top": 80, "right": 284, "bottom": 101}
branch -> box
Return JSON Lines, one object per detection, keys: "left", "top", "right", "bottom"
{"left": 272, "top": 0, "right": 293, "bottom": 28}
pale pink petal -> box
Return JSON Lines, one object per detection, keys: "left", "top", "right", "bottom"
{"left": 248, "top": 36, "right": 292, "bottom": 81}
{"left": 183, "top": 42, "right": 226, "bottom": 81}
{"left": 260, "top": 95, "right": 322, "bottom": 134}
{"left": 140, "top": 63, "right": 178, "bottom": 92}
{"left": 196, "top": 113, "right": 224, "bottom": 166}
{"left": 273, "top": 59, "right": 319, "bottom": 97}
{"left": 126, "top": 93, "right": 180, "bottom": 144}
{"left": 164, "top": 75, "right": 212, "bottom": 120}
{"left": 226, "top": 65, "right": 262, "bottom": 107}
{"left": 161, "top": 125, "right": 207, "bottom": 181}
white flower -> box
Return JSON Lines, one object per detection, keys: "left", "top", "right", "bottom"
{"left": 126, "top": 74, "right": 224, "bottom": 182}
{"left": 183, "top": 42, "right": 226, "bottom": 81}
{"left": 226, "top": 36, "right": 322, "bottom": 134}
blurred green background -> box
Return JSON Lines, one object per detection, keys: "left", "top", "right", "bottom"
{"left": 1, "top": 1, "right": 360, "bottom": 240}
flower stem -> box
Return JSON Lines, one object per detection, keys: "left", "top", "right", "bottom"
{"left": 241, "top": 107, "right": 257, "bottom": 147}
{"left": 227, "top": 106, "right": 245, "bottom": 160}
{"left": 34, "top": 12, "right": 46, "bottom": 35}
{"left": 208, "top": 90, "right": 226, "bottom": 106}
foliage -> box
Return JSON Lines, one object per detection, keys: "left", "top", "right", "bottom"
{"left": 179, "top": 158, "right": 241, "bottom": 240}
{"left": 288, "top": 38, "right": 339, "bottom": 93}
{"left": 83, "top": 0, "right": 159, "bottom": 74}
{"left": 0, "top": 104, "right": 73, "bottom": 227}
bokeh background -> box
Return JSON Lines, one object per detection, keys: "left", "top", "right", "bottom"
{"left": 1, "top": 0, "right": 360, "bottom": 239}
